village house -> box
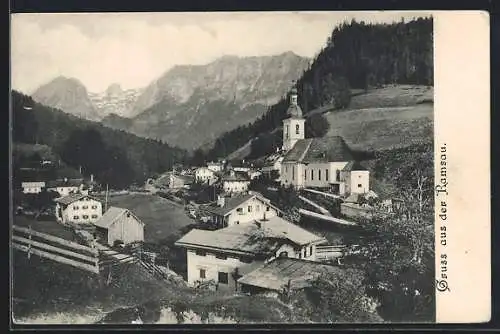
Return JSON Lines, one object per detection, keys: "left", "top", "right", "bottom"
{"left": 47, "top": 178, "right": 84, "bottom": 196}
{"left": 21, "top": 181, "right": 46, "bottom": 194}
{"left": 247, "top": 169, "right": 263, "bottom": 180}
{"left": 221, "top": 170, "right": 251, "bottom": 194}
{"left": 174, "top": 216, "right": 327, "bottom": 291}
{"left": 200, "top": 192, "right": 282, "bottom": 228}
{"left": 194, "top": 167, "right": 218, "bottom": 185}
{"left": 169, "top": 173, "right": 194, "bottom": 190}
{"left": 237, "top": 257, "right": 343, "bottom": 296}
{"left": 54, "top": 193, "right": 103, "bottom": 224}
{"left": 93, "top": 206, "right": 145, "bottom": 246}
{"left": 279, "top": 86, "right": 370, "bottom": 196}
{"left": 207, "top": 161, "right": 224, "bottom": 173}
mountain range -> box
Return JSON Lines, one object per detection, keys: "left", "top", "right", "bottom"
{"left": 30, "top": 51, "right": 310, "bottom": 150}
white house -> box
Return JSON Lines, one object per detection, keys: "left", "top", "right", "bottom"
{"left": 174, "top": 216, "right": 327, "bottom": 292}
{"left": 21, "top": 181, "right": 46, "bottom": 194}
{"left": 195, "top": 167, "right": 218, "bottom": 185}
{"left": 200, "top": 192, "right": 281, "bottom": 228}
{"left": 54, "top": 193, "right": 103, "bottom": 224}
{"left": 207, "top": 161, "right": 224, "bottom": 173}
{"left": 47, "top": 179, "right": 84, "bottom": 196}
{"left": 279, "top": 85, "right": 370, "bottom": 196}
{"left": 221, "top": 170, "right": 250, "bottom": 194}
{"left": 93, "top": 206, "right": 145, "bottom": 246}
{"left": 248, "top": 170, "right": 263, "bottom": 180}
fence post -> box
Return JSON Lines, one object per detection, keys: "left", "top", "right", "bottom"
{"left": 27, "top": 225, "right": 32, "bottom": 260}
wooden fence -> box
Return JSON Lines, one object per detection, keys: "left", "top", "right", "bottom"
{"left": 316, "top": 245, "right": 346, "bottom": 262}
{"left": 12, "top": 225, "right": 100, "bottom": 274}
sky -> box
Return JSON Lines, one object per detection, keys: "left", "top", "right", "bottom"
{"left": 11, "top": 11, "right": 431, "bottom": 94}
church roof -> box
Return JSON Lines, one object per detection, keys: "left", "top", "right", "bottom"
{"left": 282, "top": 137, "right": 353, "bottom": 163}
{"left": 342, "top": 161, "right": 368, "bottom": 171}
{"left": 286, "top": 104, "right": 303, "bottom": 118}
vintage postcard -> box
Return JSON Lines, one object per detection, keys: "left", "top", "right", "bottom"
{"left": 9, "top": 11, "right": 490, "bottom": 325}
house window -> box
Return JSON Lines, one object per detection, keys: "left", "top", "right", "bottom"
{"left": 199, "top": 269, "right": 206, "bottom": 279}
{"left": 237, "top": 208, "right": 244, "bottom": 215}
{"left": 91, "top": 214, "right": 98, "bottom": 218}
{"left": 311, "top": 170, "right": 314, "bottom": 180}
{"left": 266, "top": 206, "right": 270, "bottom": 211}
{"left": 336, "top": 170, "right": 341, "bottom": 181}
{"left": 309, "top": 246, "right": 313, "bottom": 256}
{"left": 218, "top": 272, "right": 229, "bottom": 284}
{"left": 82, "top": 205, "right": 88, "bottom": 209}
{"left": 82, "top": 215, "right": 89, "bottom": 219}
{"left": 325, "top": 169, "right": 329, "bottom": 181}
{"left": 73, "top": 206, "right": 79, "bottom": 210}
{"left": 318, "top": 170, "right": 321, "bottom": 181}
{"left": 358, "top": 184, "right": 362, "bottom": 188}
{"left": 216, "top": 254, "right": 227, "bottom": 260}
{"left": 248, "top": 205, "right": 252, "bottom": 212}
{"left": 73, "top": 215, "right": 79, "bottom": 220}
{"left": 195, "top": 250, "right": 207, "bottom": 257}
{"left": 296, "top": 124, "right": 300, "bottom": 135}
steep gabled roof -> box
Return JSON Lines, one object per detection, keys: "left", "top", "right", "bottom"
{"left": 94, "top": 206, "right": 144, "bottom": 229}
{"left": 201, "top": 193, "right": 282, "bottom": 217}
{"left": 283, "top": 137, "right": 353, "bottom": 163}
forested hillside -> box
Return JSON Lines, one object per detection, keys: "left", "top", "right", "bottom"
{"left": 12, "top": 91, "right": 188, "bottom": 189}
{"left": 201, "top": 17, "right": 433, "bottom": 161}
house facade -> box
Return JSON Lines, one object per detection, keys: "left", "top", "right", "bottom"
{"left": 221, "top": 170, "right": 250, "bottom": 194}
{"left": 54, "top": 193, "right": 103, "bottom": 224}
{"left": 93, "top": 206, "right": 145, "bottom": 246}
{"left": 195, "top": 167, "right": 218, "bottom": 185}
{"left": 21, "top": 181, "right": 46, "bottom": 194}
{"left": 175, "top": 216, "right": 327, "bottom": 291}
{"left": 201, "top": 192, "right": 281, "bottom": 228}
{"left": 47, "top": 179, "right": 84, "bottom": 196}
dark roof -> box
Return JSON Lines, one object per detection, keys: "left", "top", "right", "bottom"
{"left": 222, "top": 171, "right": 250, "bottom": 182}
{"left": 282, "top": 137, "right": 353, "bottom": 163}
{"left": 342, "top": 161, "right": 368, "bottom": 171}
{"left": 237, "top": 257, "right": 343, "bottom": 291}
{"left": 175, "top": 217, "right": 326, "bottom": 256}
{"left": 54, "top": 193, "right": 99, "bottom": 206}
{"left": 202, "top": 193, "right": 280, "bottom": 217}
{"left": 94, "top": 206, "right": 144, "bottom": 229}
{"left": 286, "top": 104, "right": 303, "bottom": 118}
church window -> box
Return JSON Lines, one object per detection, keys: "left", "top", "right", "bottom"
{"left": 295, "top": 124, "right": 300, "bottom": 135}
{"left": 304, "top": 170, "right": 307, "bottom": 180}
{"left": 336, "top": 170, "right": 341, "bottom": 181}
{"left": 318, "top": 170, "right": 321, "bottom": 181}
{"left": 311, "top": 170, "right": 314, "bottom": 180}
{"left": 292, "top": 166, "right": 295, "bottom": 180}
{"left": 325, "top": 169, "right": 329, "bottom": 181}
{"left": 358, "top": 184, "right": 362, "bottom": 188}
{"left": 286, "top": 126, "right": 289, "bottom": 139}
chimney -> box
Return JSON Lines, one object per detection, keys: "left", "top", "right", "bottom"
{"left": 217, "top": 195, "right": 226, "bottom": 208}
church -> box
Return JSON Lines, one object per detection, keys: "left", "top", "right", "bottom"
{"left": 279, "top": 85, "right": 370, "bottom": 197}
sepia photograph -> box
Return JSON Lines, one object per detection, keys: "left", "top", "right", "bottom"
{"left": 9, "top": 10, "right": 487, "bottom": 325}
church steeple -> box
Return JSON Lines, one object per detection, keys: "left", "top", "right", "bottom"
{"left": 282, "top": 81, "right": 305, "bottom": 152}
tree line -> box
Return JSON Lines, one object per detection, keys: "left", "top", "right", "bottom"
{"left": 12, "top": 91, "right": 189, "bottom": 189}
{"left": 198, "top": 17, "right": 433, "bottom": 162}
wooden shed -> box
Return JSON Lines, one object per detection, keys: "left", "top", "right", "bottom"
{"left": 93, "top": 206, "right": 145, "bottom": 246}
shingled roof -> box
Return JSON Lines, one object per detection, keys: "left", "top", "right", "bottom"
{"left": 201, "top": 193, "right": 281, "bottom": 217}
{"left": 94, "top": 206, "right": 144, "bottom": 229}
{"left": 342, "top": 161, "right": 368, "bottom": 171}
{"left": 54, "top": 193, "right": 98, "bottom": 206}
{"left": 175, "top": 216, "right": 326, "bottom": 257}
{"left": 237, "top": 257, "right": 344, "bottom": 292}
{"left": 282, "top": 137, "right": 353, "bottom": 163}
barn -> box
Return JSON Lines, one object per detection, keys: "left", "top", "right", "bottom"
{"left": 93, "top": 206, "right": 145, "bottom": 246}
